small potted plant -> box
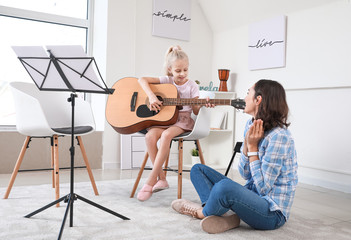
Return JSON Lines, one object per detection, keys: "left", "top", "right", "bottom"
{"left": 191, "top": 148, "right": 200, "bottom": 165}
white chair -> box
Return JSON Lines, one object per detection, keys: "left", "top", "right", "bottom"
{"left": 4, "top": 82, "right": 99, "bottom": 204}
{"left": 130, "top": 106, "right": 211, "bottom": 199}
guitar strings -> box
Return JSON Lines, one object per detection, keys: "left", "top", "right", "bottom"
{"left": 162, "top": 98, "right": 231, "bottom": 106}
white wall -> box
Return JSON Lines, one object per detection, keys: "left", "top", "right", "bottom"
{"left": 211, "top": 0, "right": 351, "bottom": 192}
{"left": 134, "top": 0, "right": 213, "bottom": 81}
{"left": 92, "top": 0, "right": 351, "bottom": 193}
{"left": 93, "top": 0, "right": 213, "bottom": 169}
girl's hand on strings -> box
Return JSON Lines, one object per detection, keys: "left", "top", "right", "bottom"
{"left": 204, "top": 97, "right": 215, "bottom": 108}
{"left": 149, "top": 95, "right": 162, "bottom": 112}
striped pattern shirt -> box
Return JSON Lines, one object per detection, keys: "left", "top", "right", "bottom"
{"left": 238, "top": 119, "right": 298, "bottom": 220}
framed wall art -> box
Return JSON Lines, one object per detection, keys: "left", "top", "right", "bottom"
{"left": 248, "top": 15, "right": 287, "bottom": 70}
{"left": 152, "top": 0, "right": 191, "bottom": 41}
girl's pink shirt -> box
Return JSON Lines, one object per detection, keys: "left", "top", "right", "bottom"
{"left": 159, "top": 76, "right": 199, "bottom": 113}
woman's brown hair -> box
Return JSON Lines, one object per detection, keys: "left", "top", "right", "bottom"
{"left": 254, "top": 79, "right": 290, "bottom": 132}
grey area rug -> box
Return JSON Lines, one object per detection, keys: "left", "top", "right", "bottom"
{"left": 0, "top": 176, "right": 350, "bottom": 240}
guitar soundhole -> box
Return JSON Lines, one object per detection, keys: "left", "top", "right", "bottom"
{"left": 136, "top": 95, "right": 163, "bottom": 118}
{"left": 136, "top": 105, "right": 157, "bottom": 118}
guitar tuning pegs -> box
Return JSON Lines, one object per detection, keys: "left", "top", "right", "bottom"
{"left": 231, "top": 98, "right": 245, "bottom": 110}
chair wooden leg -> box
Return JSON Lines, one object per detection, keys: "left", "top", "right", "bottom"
{"left": 77, "top": 136, "right": 99, "bottom": 196}
{"left": 196, "top": 140, "right": 206, "bottom": 165}
{"left": 177, "top": 139, "right": 184, "bottom": 199}
{"left": 3, "top": 136, "right": 31, "bottom": 199}
{"left": 53, "top": 135, "right": 60, "bottom": 207}
{"left": 130, "top": 152, "right": 149, "bottom": 198}
{"left": 51, "top": 137, "right": 55, "bottom": 188}
{"left": 163, "top": 152, "right": 170, "bottom": 177}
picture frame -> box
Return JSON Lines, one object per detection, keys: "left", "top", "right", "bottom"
{"left": 248, "top": 15, "right": 287, "bottom": 70}
{"left": 152, "top": 0, "right": 191, "bottom": 41}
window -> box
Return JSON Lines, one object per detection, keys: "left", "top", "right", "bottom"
{"left": 0, "top": 0, "right": 87, "bottom": 19}
{"left": 0, "top": 0, "right": 91, "bottom": 126}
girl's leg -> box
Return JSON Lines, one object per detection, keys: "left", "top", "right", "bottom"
{"left": 146, "top": 127, "right": 185, "bottom": 186}
{"left": 203, "top": 178, "right": 285, "bottom": 230}
{"left": 145, "top": 128, "right": 165, "bottom": 180}
{"left": 190, "top": 164, "right": 228, "bottom": 205}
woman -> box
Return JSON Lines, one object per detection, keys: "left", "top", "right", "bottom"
{"left": 171, "top": 79, "right": 298, "bottom": 233}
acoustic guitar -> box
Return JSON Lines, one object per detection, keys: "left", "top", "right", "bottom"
{"left": 106, "top": 77, "right": 245, "bottom": 134}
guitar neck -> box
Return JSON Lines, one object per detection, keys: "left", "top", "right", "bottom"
{"left": 163, "top": 98, "right": 231, "bottom": 106}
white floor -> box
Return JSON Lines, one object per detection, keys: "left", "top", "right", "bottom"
{"left": 1, "top": 167, "right": 351, "bottom": 229}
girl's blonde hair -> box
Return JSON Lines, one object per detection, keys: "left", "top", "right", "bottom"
{"left": 164, "top": 45, "right": 189, "bottom": 76}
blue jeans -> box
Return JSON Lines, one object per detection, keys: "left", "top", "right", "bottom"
{"left": 190, "top": 164, "right": 286, "bottom": 230}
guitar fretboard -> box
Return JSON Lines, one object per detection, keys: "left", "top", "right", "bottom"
{"left": 162, "top": 98, "right": 231, "bottom": 106}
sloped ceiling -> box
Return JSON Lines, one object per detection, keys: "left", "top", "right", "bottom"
{"left": 198, "top": 0, "right": 340, "bottom": 32}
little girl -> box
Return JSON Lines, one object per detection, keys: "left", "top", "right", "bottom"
{"left": 137, "top": 45, "right": 212, "bottom": 201}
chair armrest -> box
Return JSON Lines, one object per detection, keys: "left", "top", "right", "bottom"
{"left": 11, "top": 87, "right": 53, "bottom": 136}
{"left": 74, "top": 97, "right": 96, "bottom": 130}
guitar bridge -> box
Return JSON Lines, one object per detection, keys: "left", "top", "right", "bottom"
{"left": 130, "top": 92, "right": 138, "bottom": 112}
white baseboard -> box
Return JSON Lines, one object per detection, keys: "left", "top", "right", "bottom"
{"left": 103, "top": 162, "right": 119, "bottom": 169}
{"left": 232, "top": 160, "right": 351, "bottom": 193}
{"left": 298, "top": 165, "right": 351, "bottom": 193}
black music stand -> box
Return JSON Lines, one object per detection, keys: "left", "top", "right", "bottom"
{"left": 12, "top": 45, "right": 129, "bottom": 240}
{"left": 224, "top": 142, "right": 243, "bottom": 176}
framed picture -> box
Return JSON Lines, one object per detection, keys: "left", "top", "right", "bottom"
{"left": 152, "top": 0, "right": 191, "bottom": 41}
{"left": 248, "top": 15, "right": 287, "bottom": 70}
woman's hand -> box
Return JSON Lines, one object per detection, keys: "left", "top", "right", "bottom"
{"left": 246, "top": 119, "right": 264, "bottom": 152}
{"left": 148, "top": 95, "right": 162, "bottom": 112}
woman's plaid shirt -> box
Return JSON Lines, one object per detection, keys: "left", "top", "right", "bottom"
{"left": 238, "top": 119, "right": 298, "bottom": 220}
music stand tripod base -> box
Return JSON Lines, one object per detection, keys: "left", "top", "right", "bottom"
{"left": 24, "top": 94, "right": 129, "bottom": 240}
